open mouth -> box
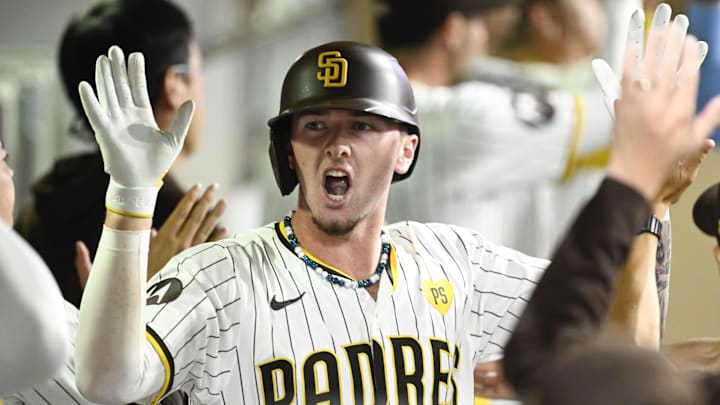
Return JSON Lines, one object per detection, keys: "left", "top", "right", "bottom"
{"left": 324, "top": 170, "right": 350, "bottom": 201}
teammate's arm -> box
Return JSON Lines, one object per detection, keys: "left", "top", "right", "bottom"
{"left": 0, "top": 223, "right": 69, "bottom": 396}
{"left": 606, "top": 142, "right": 712, "bottom": 348}
{"left": 0, "top": 141, "right": 69, "bottom": 396}
{"left": 503, "top": 13, "right": 720, "bottom": 395}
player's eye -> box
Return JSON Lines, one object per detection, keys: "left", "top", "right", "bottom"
{"left": 305, "top": 121, "right": 326, "bottom": 131}
{"left": 351, "top": 121, "right": 374, "bottom": 131}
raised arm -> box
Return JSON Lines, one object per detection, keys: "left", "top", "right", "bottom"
{"left": 503, "top": 3, "right": 720, "bottom": 395}
{"left": 607, "top": 141, "right": 713, "bottom": 347}
{"left": 74, "top": 46, "right": 193, "bottom": 403}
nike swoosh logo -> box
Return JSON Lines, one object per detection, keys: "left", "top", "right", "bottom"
{"left": 270, "top": 292, "right": 306, "bottom": 310}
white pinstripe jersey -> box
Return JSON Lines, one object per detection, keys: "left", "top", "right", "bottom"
{"left": 142, "top": 220, "right": 546, "bottom": 404}
{"left": 2, "top": 303, "right": 100, "bottom": 405}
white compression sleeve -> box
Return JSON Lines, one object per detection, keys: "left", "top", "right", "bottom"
{"left": 0, "top": 222, "right": 69, "bottom": 396}
{"left": 75, "top": 226, "right": 164, "bottom": 404}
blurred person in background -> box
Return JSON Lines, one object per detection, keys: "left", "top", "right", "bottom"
{"left": 14, "top": 0, "right": 225, "bottom": 308}
{"left": 376, "top": 0, "right": 620, "bottom": 258}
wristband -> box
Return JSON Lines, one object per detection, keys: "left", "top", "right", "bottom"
{"left": 638, "top": 214, "right": 663, "bottom": 240}
{"left": 105, "top": 179, "right": 159, "bottom": 218}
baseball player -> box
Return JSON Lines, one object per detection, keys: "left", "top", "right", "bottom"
{"left": 0, "top": 141, "right": 69, "bottom": 396}
{"left": 73, "top": 3, "right": 713, "bottom": 400}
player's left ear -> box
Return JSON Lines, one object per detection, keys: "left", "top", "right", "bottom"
{"left": 394, "top": 133, "right": 419, "bottom": 175}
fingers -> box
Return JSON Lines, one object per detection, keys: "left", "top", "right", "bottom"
{"left": 178, "top": 184, "right": 221, "bottom": 242}
{"left": 192, "top": 199, "right": 227, "bottom": 245}
{"left": 94, "top": 55, "right": 109, "bottom": 112}
{"left": 128, "top": 52, "right": 152, "bottom": 108}
{"left": 161, "top": 184, "right": 204, "bottom": 235}
{"left": 591, "top": 58, "right": 620, "bottom": 119}
{"left": 98, "top": 55, "right": 121, "bottom": 117}
{"left": 626, "top": 8, "right": 646, "bottom": 79}
{"left": 108, "top": 46, "right": 133, "bottom": 108}
{"left": 660, "top": 15, "right": 688, "bottom": 80}
{"left": 159, "top": 183, "right": 227, "bottom": 252}
{"left": 674, "top": 35, "right": 702, "bottom": 117}
{"left": 75, "top": 241, "right": 92, "bottom": 289}
{"left": 169, "top": 100, "right": 195, "bottom": 146}
{"left": 698, "top": 41, "right": 709, "bottom": 68}
{"left": 208, "top": 225, "right": 230, "bottom": 242}
{"left": 642, "top": 3, "right": 671, "bottom": 77}
{"left": 693, "top": 94, "right": 720, "bottom": 142}
{"left": 78, "top": 81, "right": 110, "bottom": 135}
{"left": 619, "top": 45, "right": 641, "bottom": 97}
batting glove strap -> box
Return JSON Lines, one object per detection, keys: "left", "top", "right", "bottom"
{"left": 106, "top": 179, "right": 159, "bottom": 218}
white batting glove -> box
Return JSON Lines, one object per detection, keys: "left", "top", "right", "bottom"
{"left": 78, "top": 45, "right": 194, "bottom": 218}
{"left": 591, "top": 3, "right": 708, "bottom": 119}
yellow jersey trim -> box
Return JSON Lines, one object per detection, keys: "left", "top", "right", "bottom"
{"left": 145, "top": 328, "right": 173, "bottom": 405}
{"left": 106, "top": 205, "right": 154, "bottom": 218}
{"left": 561, "top": 91, "right": 585, "bottom": 182}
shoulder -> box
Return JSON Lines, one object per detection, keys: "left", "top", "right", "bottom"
{"left": 165, "top": 223, "right": 281, "bottom": 269}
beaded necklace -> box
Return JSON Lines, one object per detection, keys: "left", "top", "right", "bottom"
{"left": 283, "top": 214, "right": 390, "bottom": 289}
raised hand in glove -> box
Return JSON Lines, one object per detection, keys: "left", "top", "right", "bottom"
{"left": 78, "top": 45, "right": 194, "bottom": 218}
{"left": 592, "top": 3, "right": 708, "bottom": 119}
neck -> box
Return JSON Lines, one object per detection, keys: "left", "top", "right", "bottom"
{"left": 392, "top": 46, "right": 455, "bottom": 86}
{"left": 289, "top": 207, "right": 385, "bottom": 281}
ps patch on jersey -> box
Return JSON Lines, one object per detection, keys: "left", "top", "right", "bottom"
{"left": 147, "top": 278, "right": 183, "bottom": 305}
{"left": 422, "top": 279, "right": 454, "bottom": 315}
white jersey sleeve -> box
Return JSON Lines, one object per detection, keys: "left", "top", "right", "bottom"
{"left": 141, "top": 228, "right": 273, "bottom": 404}
{"left": 0, "top": 222, "right": 69, "bottom": 396}
{"left": 2, "top": 303, "right": 101, "bottom": 405}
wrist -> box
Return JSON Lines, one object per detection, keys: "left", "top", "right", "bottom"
{"left": 638, "top": 213, "right": 663, "bottom": 240}
{"left": 105, "top": 179, "right": 159, "bottom": 218}
{"left": 651, "top": 203, "right": 670, "bottom": 218}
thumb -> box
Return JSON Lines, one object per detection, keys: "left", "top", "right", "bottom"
{"left": 591, "top": 59, "right": 620, "bottom": 119}
{"left": 169, "top": 100, "right": 195, "bottom": 145}
{"left": 694, "top": 95, "right": 720, "bottom": 142}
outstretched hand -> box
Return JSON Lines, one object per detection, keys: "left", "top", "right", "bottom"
{"left": 147, "top": 184, "right": 228, "bottom": 278}
{"left": 75, "top": 184, "right": 229, "bottom": 288}
{"left": 78, "top": 45, "right": 194, "bottom": 217}
{"left": 607, "top": 12, "right": 720, "bottom": 200}
{"left": 592, "top": 3, "right": 708, "bottom": 119}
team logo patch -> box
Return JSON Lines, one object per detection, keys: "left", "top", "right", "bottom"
{"left": 422, "top": 279, "right": 454, "bottom": 315}
{"left": 147, "top": 278, "right": 183, "bottom": 305}
{"left": 316, "top": 51, "right": 348, "bottom": 88}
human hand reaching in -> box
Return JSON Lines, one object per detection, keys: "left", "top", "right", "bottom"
{"left": 606, "top": 9, "right": 720, "bottom": 200}
{"left": 75, "top": 184, "right": 229, "bottom": 287}
{"left": 592, "top": 3, "right": 708, "bottom": 119}
{"left": 147, "top": 184, "right": 228, "bottom": 278}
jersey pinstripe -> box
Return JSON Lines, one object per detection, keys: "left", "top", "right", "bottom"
{"left": 140, "top": 220, "right": 546, "bottom": 404}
